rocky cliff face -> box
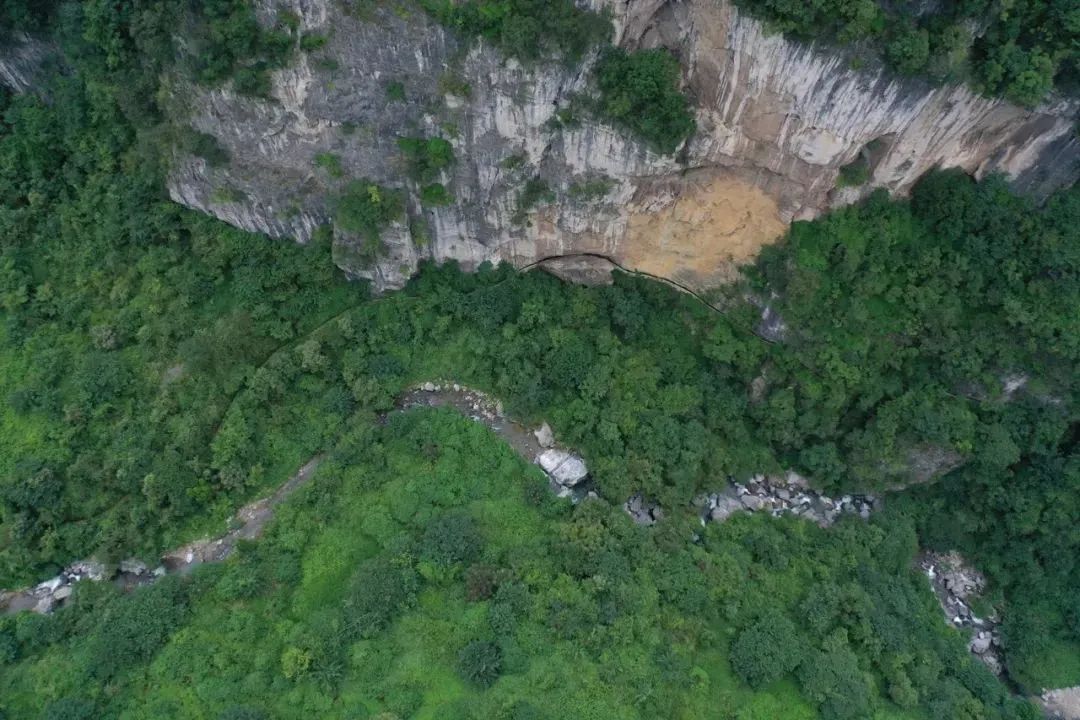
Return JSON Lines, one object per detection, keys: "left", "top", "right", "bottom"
{"left": 0, "top": 33, "right": 54, "bottom": 93}
{"left": 12, "top": 0, "right": 1073, "bottom": 292}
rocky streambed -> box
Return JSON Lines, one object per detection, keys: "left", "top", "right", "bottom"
{"left": 0, "top": 456, "right": 325, "bottom": 615}
{"left": 696, "top": 472, "right": 877, "bottom": 527}
{"left": 920, "top": 551, "right": 1006, "bottom": 676}
{"left": 0, "top": 383, "right": 590, "bottom": 616}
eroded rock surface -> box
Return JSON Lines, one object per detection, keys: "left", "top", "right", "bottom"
{"left": 160, "top": 0, "right": 1078, "bottom": 291}
{"left": 538, "top": 449, "right": 589, "bottom": 487}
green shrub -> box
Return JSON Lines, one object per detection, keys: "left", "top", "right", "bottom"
{"left": 315, "top": 152, "right": 345, "bottom": 178}
{"left": 545, "top": 106, "right": 581, "bottom": 131}
{"left": 189, "top": 3, "right": 296, "bottom": 90}
{"left": 343, "top": 556, "right": 420, "bottom": 638}
{"left": 733, "top": 0, "right": 1078, "bottom": 105}
{"left": 438, "top": 72, "right": 471, "bottom": 97}
{"left": 421, "top": 182, "right": 453, "bottom": 206}
{"left": 218, "top": 707, "right": 268, "bottom": 720}
{"left": 385, "top": 80, "right": 406, "bottom": 101}
{"left": 836, "top": 157, "right": 870, "bottom": 187}
{"left": 730, "top": 613, "right": 805, "bottom": 688}
{"left": 334, "top": 180, "right": 405, "bottom": 256}
{"left": 83, "top": 578, "right": 191, "bottom": 681}
{"left": 797, "top": 639, "right": 874, "bottom": 720}
{"left": 397, "top": 136, "right": 455, "bottom": 182}
{"left": 515, "top": 177, "right": 555, "bottom": 223}
{"left": 42, "top": 699, "right": 95, "bottom": 720}
{"left": 420, "top": 512, "right": 482, "bottom": 566}
{"left": 465, "top": 563, "right": 499, "bottom": 601}
{"left": 232, "top": 66, "right": 273, "bottom": 97}
{"left": 594, "top": 48, "right": 695, "bottom": 154}
{"left": 500, "top": 153, "right": 528, "bottom": 170}
{"left": 886, "top": 25, "right": 930, "bottom": 75}
{"left": 0, "top": 0, "right": 59, "bottom": 33}
{"left": 457, "top": 639, "right": 502, "bottom": 687}
{"left": 210, "top": 186, "right": 247, "bottom": 204}
{"left": 568, "top": 177, "right": 614, "bottom": 201}
{"left": 419, "top": 0, "right": 611, "bottom": 63}
{"left": 178, "top": 128, "right": 229, "bottom": 166}
{"left": 300, "top": 34, "right": 327, "bottom": 52}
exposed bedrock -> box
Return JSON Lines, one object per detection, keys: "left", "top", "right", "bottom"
{"left": 162, "top": 0, "right": 1078, "bottom": 291}
{"left": 0, "top": 32, "right": 55, "bottom": 93}
{"left": 4, "top": 1, "right": 1076, "bottom": 291}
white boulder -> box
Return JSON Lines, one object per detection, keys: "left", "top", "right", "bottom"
{"left": 537, "top": 449, "right": 588, "bottom": 486}
{"left": 35, "top": 576, "right": 63, "bottom": 594}
{"left": 533, "top": 422, "right": 555, "bottom": 448}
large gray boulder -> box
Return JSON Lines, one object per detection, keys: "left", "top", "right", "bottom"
{"left": 537, "top": 449, "right": 588, "bottom": 486}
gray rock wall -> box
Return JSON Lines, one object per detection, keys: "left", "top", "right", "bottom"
{"left": 166, "top": 0, "right": 1076, "bottom": 291}
{"left": 4, "top": 1, "right": 1075, "bottom": 291}
{"left": 0, "top": 33, "right": 54, "bottom": 93}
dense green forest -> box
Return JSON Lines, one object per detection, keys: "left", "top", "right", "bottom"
{"left": 734, "top": 0, "right": 1080, "bottom": 106}
{"left": 0, "top": 0, "right": 1077, "bottom": 718}
{"left": 0, "top": 410, "right": 1041, "bottom": 719}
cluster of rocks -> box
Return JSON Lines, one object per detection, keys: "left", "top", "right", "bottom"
{"left": 537, "top": 448, "right": 588, "bottom": 489}
{"left": 697, "top": 472, "right": 877, "bottom": 527}
{"left": 417, "top": 381, "right": 504, "bottom": 421}
{"left": 920, "top": 551, "right": 1005, "bottom": 675}
{"left": 2, "top": 558, "right": 164, "bottom": 615}
{"left": 624, "top": 494, "right": 664, "bottom": 525}
{"left": 1041, "top": 687, "right": 1080, "bottom": 720}
{"left": 534, "top": 423, "right": 594, "bottom": 502}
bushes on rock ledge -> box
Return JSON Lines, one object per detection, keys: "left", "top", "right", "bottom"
{"left": 334, "top": 180, "right": 405, "bottom": 258}
{"left": 419, "top": 0, "right": 612, "bottom": 64}
{"left": 594, "top": 48, "right": 696, "bottom": 155}
{"left": 733, "top": 0, "right": 1078, "bottom": 106}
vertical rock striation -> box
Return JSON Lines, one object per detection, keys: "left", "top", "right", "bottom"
{"left": 0, "top": 33, "right": 55, "bottom": 93}
{"left": 5, "top": 0, "right": 1074, "bottom": 291}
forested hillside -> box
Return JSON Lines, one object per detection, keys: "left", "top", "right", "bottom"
{"left": 0, "top": 410, "right": 1041, "bottom": 719}
{"left": 734, "top": 0, "right": 1080, "bottom": 105}
{"left": 0, "top": 1, "right": 1077, "bottom": 718}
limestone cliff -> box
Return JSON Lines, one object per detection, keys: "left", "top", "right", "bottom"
{"left": 10, "top": 1, "right": 1076, "bottom": 291}
{"left": 0, "top": 33, "right": 54, "bottom": 93}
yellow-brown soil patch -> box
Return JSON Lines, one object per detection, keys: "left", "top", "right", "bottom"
{"left": 618, "top": 176, "right": 786, "bottom": 291}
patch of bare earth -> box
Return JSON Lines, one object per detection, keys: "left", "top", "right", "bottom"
{"left": 618, "top": 173, "right": 787, "bottom": 292}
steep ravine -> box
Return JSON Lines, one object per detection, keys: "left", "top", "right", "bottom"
{"left": 160, "top": 0, "right": 1078, "bottom": 291}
